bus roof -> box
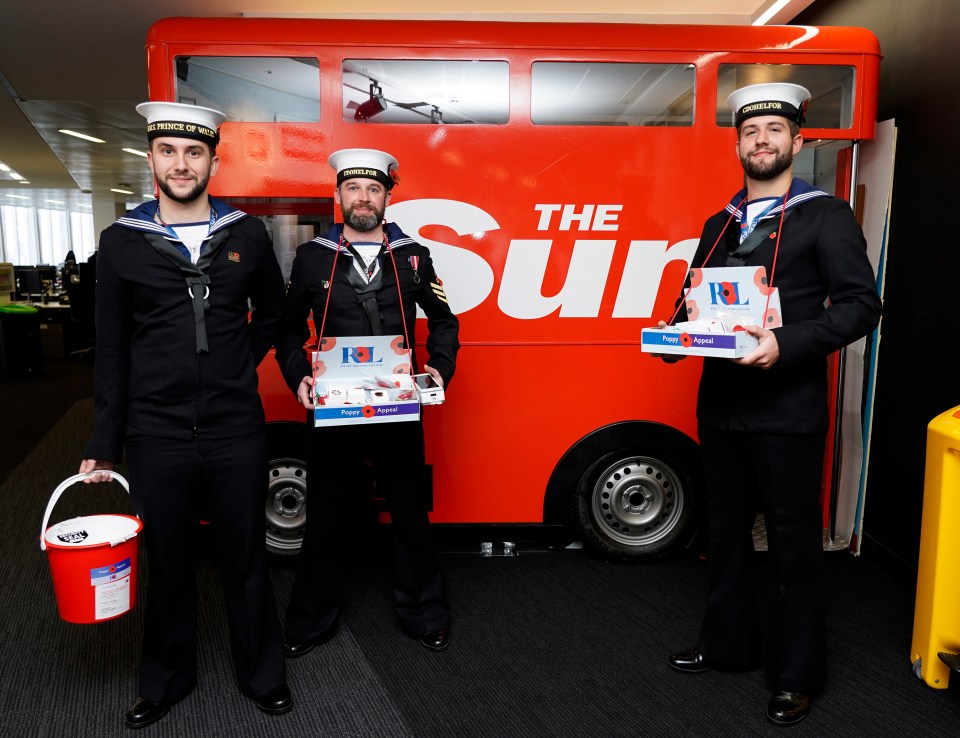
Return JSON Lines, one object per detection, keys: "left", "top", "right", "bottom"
{"left": 147, "top": 17, "right": 881, "bottom": 57}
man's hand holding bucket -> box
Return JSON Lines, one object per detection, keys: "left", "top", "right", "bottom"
{"left": 79, "top": 459, "right": 115, "bottom": 484}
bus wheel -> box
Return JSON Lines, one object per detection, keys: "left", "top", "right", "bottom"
{"left": 266, "top": 423, "right": 309, "bottom": 560}
{"left": 266, "top": 457, "right": 307, "bottom": 559}
{"left": 572, "top": 450, "right": 696, "bottom": 561}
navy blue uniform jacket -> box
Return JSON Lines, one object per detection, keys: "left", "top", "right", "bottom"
{"left": 688, "top": 179, "right": 882, "bottom": 434}
{"left": 275, "top": 222, "right": 459, "bottom": 392}
{"left": 84, "top": 198, "right": 285, "bottom": 462}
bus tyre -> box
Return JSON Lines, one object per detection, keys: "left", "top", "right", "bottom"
{"left": 266, "top": 424, "right": 308, "bottom": 562}
{"left": 572, "top": 449, "right": 698, "bottom": 561}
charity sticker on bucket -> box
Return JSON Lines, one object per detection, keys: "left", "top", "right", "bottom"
{"left": 40, "top": 471, "right": 142, "bottom": 624}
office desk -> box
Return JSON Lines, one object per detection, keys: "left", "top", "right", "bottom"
{"left": 30, "top": 302, "right": 76, "bottom": 359}
{"left": 0, "top": 304, "right": 42, "bottom": 378}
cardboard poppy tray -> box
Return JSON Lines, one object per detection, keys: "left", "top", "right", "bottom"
{"left": 641, "top": 265, "right": 778, "bottom": 359}
{"left": 641, "top": 327, "right": 758, "bottom": 358}
{"left": 311, "top": 335, "right": 444, "bottom": 427}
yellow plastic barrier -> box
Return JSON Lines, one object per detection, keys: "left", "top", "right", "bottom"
{"left": 911, "top": 405, "right": 960, "bottom": 688}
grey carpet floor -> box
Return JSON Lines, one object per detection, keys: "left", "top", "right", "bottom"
{"left": 4, "top": 399, "right": 960, "bottom": 737}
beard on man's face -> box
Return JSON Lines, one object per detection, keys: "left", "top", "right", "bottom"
{"left": 156, "top": 173, "right": 209, "bottom": 204}
{"left": 740, "top": 146, "right": 793, "bottom": 182}
{"left": 344, "top": 204, "right": 384, "bottom": 233}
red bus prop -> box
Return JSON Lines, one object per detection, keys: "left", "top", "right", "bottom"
{"left": 144, "top": 18, "right": 882, "bottom": 559}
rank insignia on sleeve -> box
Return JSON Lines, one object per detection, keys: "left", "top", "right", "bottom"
{"left": 431, "top": 278, "right": 448, "bottom": 304}
{"left": 227, "top": 251, "right": 240, "bottom": 263}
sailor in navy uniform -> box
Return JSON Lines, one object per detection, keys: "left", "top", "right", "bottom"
{"left": 276, "top": 148, "right": 460, "bottom": 656}
{"left": 79, "top": 101, "right": 290, "bottom": 727}
{"left": 660, "top": 83, "right": 882, "bottom": 727}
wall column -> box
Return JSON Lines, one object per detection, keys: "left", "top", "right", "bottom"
{"left": 91, "top": 195, "right": 125, "bottom": 249}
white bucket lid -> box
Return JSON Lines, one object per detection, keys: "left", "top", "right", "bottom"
{"left": 44, "top": 514, "right": 140, "bottom": 548}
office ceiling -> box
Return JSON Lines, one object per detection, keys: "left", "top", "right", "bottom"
{"left": 0, "top": 1, "right": 813, "bottom": 212}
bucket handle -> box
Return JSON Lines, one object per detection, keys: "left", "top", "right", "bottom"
{"left": 40, "top": 471, "right": 131, "bottom": 551}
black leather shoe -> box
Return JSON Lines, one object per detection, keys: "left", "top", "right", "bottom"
{"left": 668, "top": 647, "right": 711, "bottom": 674}
{"left": 284, "top": 619, "right": 338, "bottom": 658}
{"left": 253, "top": 683, "right": 293, "bottom": 715}
{"left": 283, "top": 641, "right": 315, "bottom": 658}
{"left": 125, "top": 697, "right": 170, "bottom": 729}
{"left": 767, "top": 691, "right": 810, "bottom": 726}
{"left": 419, "top": 628, "right": 449, "bottom": 652}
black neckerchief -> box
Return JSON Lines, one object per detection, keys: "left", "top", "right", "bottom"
{"left": 724, "top": 209, "right": 792, "bottom": 267}
{"left": 141, "top": 227, "right": 231, "bottom": 353}
{"left": 340, "top": 235, "right": 387, "bottom": 334}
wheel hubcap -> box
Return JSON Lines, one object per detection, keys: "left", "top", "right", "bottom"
{"left": 591, "top": 456, "right": 683, "bottom": 547}
{"left": 265, "top": 459, "right": 307, "bottom": 554}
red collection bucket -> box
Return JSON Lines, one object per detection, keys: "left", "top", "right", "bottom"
{"left": 39, "top": 472, "right": 142, "bottom": 624}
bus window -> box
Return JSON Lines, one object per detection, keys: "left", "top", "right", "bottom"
{"left": 716, "top": 64, "right": 856, "bottom": 129}
{"left": 531, "top": 62, "right": 695, "bottom": 126}
{"left": 218, "top": 199, "right": 334, "bottom": 282}
{"left": 173, "top": 56, "right": 321, "bottom": 123}
{"left": 342, "top": 59, "right": 509, "bottom": 124}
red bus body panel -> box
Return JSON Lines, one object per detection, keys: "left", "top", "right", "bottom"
{"left": 144, "top": 18, "right": 881, "bottom": 527}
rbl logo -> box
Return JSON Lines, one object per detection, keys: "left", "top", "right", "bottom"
{"left": 343, "top": 346, "right": 378, "bottom": 364}
{"left": 708, "top": 281, "right": 749, "bottom": 306}
{"left": 57, "top": 530, "right": 88, "bottom": 544}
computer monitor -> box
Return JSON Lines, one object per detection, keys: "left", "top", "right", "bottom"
{"left": 15, "top": 267, "right": 44, "bottom": 298}
{"left": 35, "top": 265, "right": 57, "bottom": 292}
{"left": 15, "top": 265, "right": 57, "bottom": 299}
{"left": 0, "top": 263, "right": 14, "bottom": 304}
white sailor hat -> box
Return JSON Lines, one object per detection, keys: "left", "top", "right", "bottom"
{"left": 136, "top": 101, "right": 227, "bottom": 146}
{"left": 329, "top": 148, "right": 399, "bottom": 190}
{"left": 726, "top": 82, "right": 811, "bottom": 128}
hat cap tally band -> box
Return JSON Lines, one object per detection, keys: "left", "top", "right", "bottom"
{"left": 136, "top": 101, "right": 226, "bottom": 146}
{"left": 726, "top": 82, "right": 811, "bottom": 127}
{"left": 329, "top": 148, "right": 399, "bottom": 189}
